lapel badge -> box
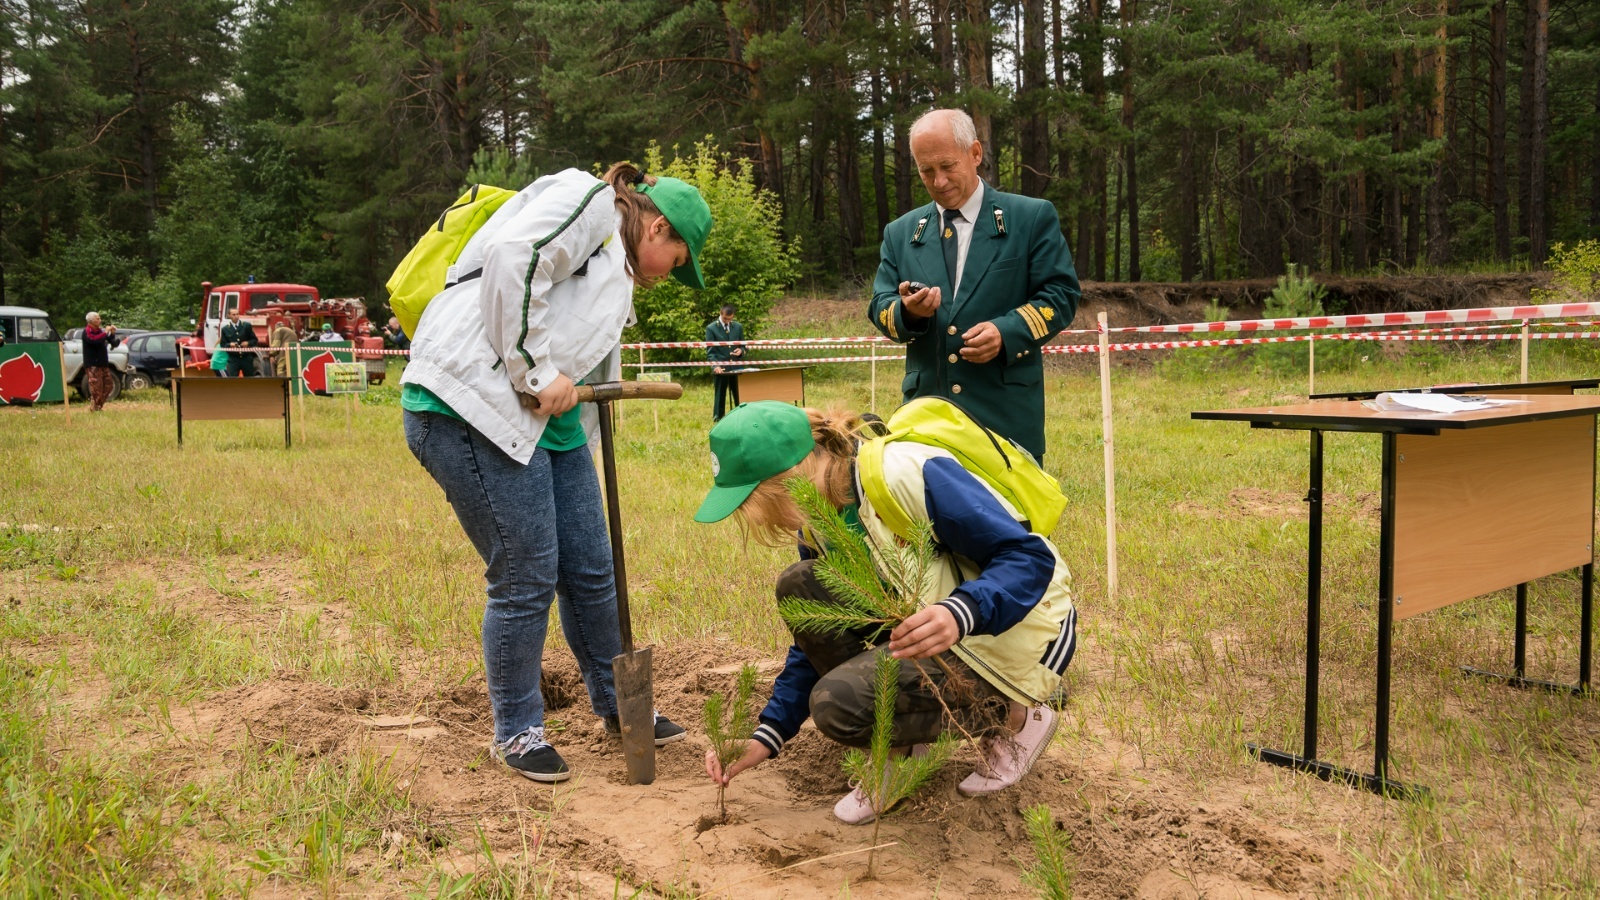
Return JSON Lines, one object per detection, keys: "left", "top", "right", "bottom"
{"left": 993, "top": 207, "right": 1007, "bottom": 236}
{"left": 912, "top": 216, "right": 929, "bottom": 243}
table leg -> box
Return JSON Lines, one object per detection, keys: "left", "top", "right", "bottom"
{"left": 1304, "top": 428, "right": 1323, "bottom": 760}
{"left": 1516, "top": 583, "right": 1528, "bottom": 677}
{"left": 1581, "top": 562, "right": 1593, "bottom": 691}
{"left": 1460, "top": 570, "right": 1594, "bottom": 696}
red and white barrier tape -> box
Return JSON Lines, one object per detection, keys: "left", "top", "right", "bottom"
{"left": 1109, "top": 301, "right": 1600, "bottom": 334}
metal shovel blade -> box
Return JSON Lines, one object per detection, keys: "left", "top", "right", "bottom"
{"left": 612, "top": 647, "right": 655, "bottom": 785}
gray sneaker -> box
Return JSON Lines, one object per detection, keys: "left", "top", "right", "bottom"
{"left": 492, "top": 727, "right": 570, "bottom": 783}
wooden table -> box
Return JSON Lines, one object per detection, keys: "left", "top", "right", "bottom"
{"left": 175, "top": 376, "right": 292, "bottom": 448}
{"left": 735, "top": 366, "right": 807, "bottom": 405}
{"left": 1192, "top": 393, "right": 1600, "bottom": 798}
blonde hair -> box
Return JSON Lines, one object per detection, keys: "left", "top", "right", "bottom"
{"left": 601, "top": 161, "right": 684, "bottom": 287}
{"left": 732, "top": 408, "right": 881, "bottom": 548}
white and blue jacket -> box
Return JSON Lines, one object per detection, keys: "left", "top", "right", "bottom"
{"left": 751, "top": 443, "right": 1077, "bottom": 757}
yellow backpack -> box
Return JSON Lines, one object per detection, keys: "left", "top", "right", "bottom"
{"left": 386, "top": 184, "right": 517, "bottom": 338}
{"left": 857, "top": 397, "right": 1067, "bottom": 540}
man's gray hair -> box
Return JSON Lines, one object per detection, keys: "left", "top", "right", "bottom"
{"left": 85, "top": 311, "right": 100, "bottom": 323}
{"left": 910, "top": 108, "right": 979, "bottom": 149}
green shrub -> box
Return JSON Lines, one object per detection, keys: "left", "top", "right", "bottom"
{"left": 625, "top": 140, "right": 800, "bottom": 362}
{"left": 1533, "top": 240, "right": 1600, "bottom": 303}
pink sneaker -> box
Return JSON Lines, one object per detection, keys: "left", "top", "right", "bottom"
{"left": 833, "top": 786, "right": 880, "bottom": 824}
{"left": 957, "top": 705, "right": 1057, "bottom": 796}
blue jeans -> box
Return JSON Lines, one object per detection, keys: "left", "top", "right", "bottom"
{"left": 404, "top": 410, "right": 621, "bottom": 742}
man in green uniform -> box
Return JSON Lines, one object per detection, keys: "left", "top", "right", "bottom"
{"left": 705, "top": 304, "right": 745, "bottom": 421}
{"left": 867, "top": 108, "right": 1080, "bottom": 460}
{"left": 220, "top": 309, "right": 260, "bottom": 377}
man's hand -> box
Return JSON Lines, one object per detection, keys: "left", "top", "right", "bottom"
{"left": 959, "top": 321, "right": 1002, "bottom": 364}
{"left": 530, "top": 373, "right": 578, "bottom": 416}
{"left": 706, "top": 740, "right": 772, "bottom": 786}
{"left": 889, "top": 604, "right": 960, "bottom": 659}
{"left": 898, "top": 281, "right": 942, "bottom": 319}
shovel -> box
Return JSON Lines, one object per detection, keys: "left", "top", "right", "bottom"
{"left": 575, "top": 380, "right": 682, "bottom": 785}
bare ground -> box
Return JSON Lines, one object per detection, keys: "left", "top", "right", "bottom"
{"left": 55, "top": 558, "right": 1364, "bottom": 898}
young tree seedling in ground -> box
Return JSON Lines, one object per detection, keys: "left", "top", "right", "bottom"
{"left": 703, "top": 662, "right": 759, "bottom": 822}
{"left": 1020, "top": 803, "right": 1074, "bottom": 899}
{"left": 776, "top": 476, "right": 937, "bottom": 637}
{"left": 843, "top": 648, "right": 955, "bottom": 880}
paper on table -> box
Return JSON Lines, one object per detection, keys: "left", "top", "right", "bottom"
{"left": 1365, "top": 392, "right": 1527, "bottom": 413}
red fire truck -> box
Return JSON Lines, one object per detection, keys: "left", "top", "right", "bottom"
{"left": 177, "top": 282, "right": 387, "bottom": 384}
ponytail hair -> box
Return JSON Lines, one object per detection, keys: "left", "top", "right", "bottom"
{"left": 602, "top": 161, "right": 684, "bottom": 286}
{"left": 731, "top": 408, "right": 882, "bottom": 548}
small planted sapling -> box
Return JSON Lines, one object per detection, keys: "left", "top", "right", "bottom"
{"left": 703, "top": 662, "right": 759, "bottom": 822}
{"left": 1019, "top": 803, "right": 1074, "bottom": 899}
{"left": 843, "top": 648, "right": 955, "bottom": 879}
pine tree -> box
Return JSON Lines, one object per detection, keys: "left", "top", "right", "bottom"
{"left": 703, "top": 663, "right": 760, "bottom": 822}
{"left": 843, "top": 648, "right": 955, "bottom": 879}
{"left": 1019, "top": 804, "right": 1075, "bottom": 900}
{"left": 774, "top": 476, "right": 938, "bottom": 638}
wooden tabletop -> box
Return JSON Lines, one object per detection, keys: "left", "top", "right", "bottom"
{"left": 1192, "top": 393, "right": 1600, "bottom": 434}
{"left": 1310, "top": 377, "right": 1600, "bottom": 401}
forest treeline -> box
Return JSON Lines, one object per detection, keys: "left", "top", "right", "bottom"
{"left": 2, "top": 0, "right": 1597, "bottom": 328}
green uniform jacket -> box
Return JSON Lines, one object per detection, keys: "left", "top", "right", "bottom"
{"left": 220, "top": 320, "right": 257, "bottom": 348}
{"left": 868, "top": 184, "right": 1080, "bottom": 459}
{"left": 704, "top": 319, "right": 744, "bottom": 364}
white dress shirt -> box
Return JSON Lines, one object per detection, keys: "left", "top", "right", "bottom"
{"left": 941, "top": 186, "right": 987, "bottom": 296}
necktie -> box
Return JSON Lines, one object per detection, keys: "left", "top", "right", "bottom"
{"left": 942, "top": 208, "right": 962, "bottom": 292}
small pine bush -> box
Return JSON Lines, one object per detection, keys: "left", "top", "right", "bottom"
{"left": 703, "top": 663, "right": 759, "bottom": 822}
{"left": 842, "top": 649, "right": 955, "bottom": 879}
{"left": 1019, "top": 804, "right": 1075, "bottom": 899}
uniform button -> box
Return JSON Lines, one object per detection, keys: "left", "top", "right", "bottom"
{"left": 1016, "top": 352, "right": 1024, "bottom": 358}
{"left": 952, "top": 384, "right": 962, "bottom": 394}
{"left": 948, "top": 353, "right": 958, "bottom": 363}
{"left": 947, "top": 325, "right": 957, "bottom": 335}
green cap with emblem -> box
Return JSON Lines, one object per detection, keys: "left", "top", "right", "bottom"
{"left": 694, "top": 401, "right": 815, "bottom": 523}
{"left": 638, "top": 176, "right": 713, "bottom": 289}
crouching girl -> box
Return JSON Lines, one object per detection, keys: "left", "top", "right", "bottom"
{"left": 694, "top": 401, "right": 1077, "bottom": 822}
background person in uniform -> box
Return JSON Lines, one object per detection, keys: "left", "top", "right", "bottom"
{"left": 220, "top": 308, "right": 259, "bottom": 377}
{"left": 866, "top": 108, "right": 1079, "bottom": 461}
{"left": 319, "top": 323, "right": 344, "bottom": 342}
{"left": 81, "top": 312, "right": 119, "bottom": 411}
{"left": 270, "top": 319, "right": 298, "bottom": 377}
{"left": 705, "top": 304, "right": 744, "bottom": 421}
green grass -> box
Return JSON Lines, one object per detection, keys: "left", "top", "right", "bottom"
{"left": 3, "top": 331, "right": 1600, "bottom": 895}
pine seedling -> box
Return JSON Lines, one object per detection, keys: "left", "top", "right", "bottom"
{"left": 702, "top": 663, "right": 759, "bottom": 822}
{"left": 777, "top": 476, "right": 939, "bottom": 639}
{"left": 1019, "top": 804, "right": 1074, "bottom": 899}
{"left": 841, "top": 648, "right": 955, "bottom": 879}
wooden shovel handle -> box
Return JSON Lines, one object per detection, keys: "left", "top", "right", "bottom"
{"left": 575, "top": 381, "right": 683, "bottom": 403}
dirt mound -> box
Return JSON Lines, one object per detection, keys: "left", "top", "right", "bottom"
{"left": 162, "top": 639, "right": 1343, "bottom": 897}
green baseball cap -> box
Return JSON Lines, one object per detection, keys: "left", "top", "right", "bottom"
{"left": 694, "top": 402, "right": 815, "bottom": 523}
{"left": 638, "top": 176, "right": 713, "bottom": 289}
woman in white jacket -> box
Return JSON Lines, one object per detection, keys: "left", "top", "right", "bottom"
{"left": 401, "top": 163, "right": 713, "bottom": 782}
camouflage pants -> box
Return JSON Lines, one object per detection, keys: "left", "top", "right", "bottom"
{"left": 778, "top": 559, "right": 1012, "bottom": 748}
{"left": 85, "top": 366, "right": 116, "bottom": 411}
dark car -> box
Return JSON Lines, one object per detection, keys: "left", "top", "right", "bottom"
{"left": 121, "top": 331, "right": 187, "bottom": 389}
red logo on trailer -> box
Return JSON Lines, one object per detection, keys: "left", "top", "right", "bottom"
{"left": 0, "top": 353, "right": 45, "bottom": 403}
{"left": 300, "top": 350, "right": 337, "bottom": 395}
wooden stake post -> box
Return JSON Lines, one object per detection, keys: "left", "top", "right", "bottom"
{"left": 1098, "top": 312, "right": 1118, "bottom": 600}
{"left": 56, "top": 343, "right": 70, "bottom": 422}
{"left": 1521, "top": 320, "right": 1530, "bottom": 383}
